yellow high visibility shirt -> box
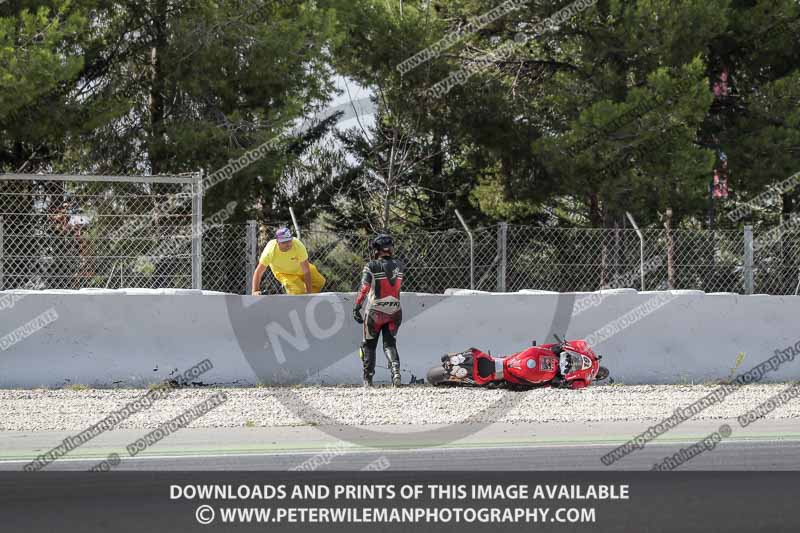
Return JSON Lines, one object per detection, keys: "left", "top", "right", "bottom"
{"left": 258, "top": 238, "right": 309, "bottom": 275}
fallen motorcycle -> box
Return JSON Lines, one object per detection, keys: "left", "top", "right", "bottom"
{"left": 426, "top": 339, "right": 609, "bottom": 390}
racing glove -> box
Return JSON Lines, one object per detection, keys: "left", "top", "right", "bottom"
{"left": 352, "top": 306, "right": 364, "bottom": 324}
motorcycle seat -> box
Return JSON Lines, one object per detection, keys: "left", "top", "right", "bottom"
{"left": 477, "top": 357, "right": 494, "bottom": 379}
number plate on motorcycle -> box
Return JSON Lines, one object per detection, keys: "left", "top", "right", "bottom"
{"left": 540, "top": 357, "right": 555, "bottom": 371}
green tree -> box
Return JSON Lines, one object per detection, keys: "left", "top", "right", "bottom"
{"left": 2, "top": 1, "right": 345, "bottom": 222}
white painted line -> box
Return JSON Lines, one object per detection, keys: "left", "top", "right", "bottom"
{"left": 1, "top": 437, "right": 797, "bottom": 466}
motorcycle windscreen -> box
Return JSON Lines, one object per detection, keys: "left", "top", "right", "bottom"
{"left": 567, "top": 352, "right": 593, "bottom": 371}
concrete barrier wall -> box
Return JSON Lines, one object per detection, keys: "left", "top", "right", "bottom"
{"left": 1, "top": 290, "right": 798, "bottom": 387}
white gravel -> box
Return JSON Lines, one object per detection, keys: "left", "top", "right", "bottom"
{"left": 2, "top": 384, "right": 800, "bottom": 431}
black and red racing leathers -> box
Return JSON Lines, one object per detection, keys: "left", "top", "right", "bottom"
{"left": 354, "top": 256, "right": 404, "bottom": 383}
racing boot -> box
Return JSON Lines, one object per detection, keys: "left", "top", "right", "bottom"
{"left": 385, "top": 347, "right": 402, "bottom": 387}
{"left": 360, "top": 342, "right": 376, "bottom": 387}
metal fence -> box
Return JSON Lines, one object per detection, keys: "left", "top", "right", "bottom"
{"left": 0, "top": 174, "right": 203, "bottom": 291}
{"left": 502, "top": 226, "right": 749, "bottom": 293}
{"left": 246, "top": 223, "right": 798, "bottom": 296}
{"left": 2, "top": 175, "right": 799, "bottom": 295}
{"left": 252, "top": 226, "right": 501, "bottom": 295}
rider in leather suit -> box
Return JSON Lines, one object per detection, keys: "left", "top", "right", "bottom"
{"left": 352, "top": 235, "right": 404, "bottom": 387}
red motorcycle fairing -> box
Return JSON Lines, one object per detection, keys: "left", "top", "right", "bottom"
{"left": 501, "top": 347, "right": 560, "bottom": 386}
{"left": 467, "top": 342, "right": 600, "bottom": 388}
{"left": 554, "top": 340, "right": 600, "bottom": 389}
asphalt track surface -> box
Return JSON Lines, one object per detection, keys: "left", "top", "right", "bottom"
{"left": 1, "top": 419, "right": 799, "bottom": 471}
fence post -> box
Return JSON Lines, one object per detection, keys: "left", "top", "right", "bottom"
{"left": 289, "top": 207, "right": 301, "bottom": 240}
{"left": 743, "top": 225, "right": 754, "bottom": 295}
{"left": 626, "top": 212, "right": 645, "bottom": 291}
{"left": 246, "top": 220, "right": 258, "bottom": 293}
{"left": 664, "top": 207, "right": 675, "bottom": 289}
{"left": 497, "top": 222, "right": 507, "bottom": 292}
{"left": 191, "top": 172, "right": 203, "bottom": 290}
{"left": 455, "top": 210, "right": 474, "bottom": 290}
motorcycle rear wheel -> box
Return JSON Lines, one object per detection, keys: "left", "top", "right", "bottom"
{"left": 426, "top": 366, "right": 450, "bottom": 386}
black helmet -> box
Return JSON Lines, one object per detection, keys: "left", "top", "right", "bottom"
{"left": 372, "top": 234, "right": 394, "bottom": 253}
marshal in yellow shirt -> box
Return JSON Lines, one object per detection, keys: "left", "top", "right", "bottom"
{"left": 259, "top": 238, "right": 309, "bottom": 275}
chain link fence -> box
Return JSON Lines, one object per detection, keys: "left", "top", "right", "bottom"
{"left": 503, "top": 226, "right": 746, "bottom": 293}
{"left": 245, "top": 223, "right": 796, "bottom": 296}
{"left": 0, "top": 174, "right": 200, "bottom": 291}
{"left": 753, "top": 223, "right": 800, "bottom": 295}
{"left": 506, "top": 226, "right": 736, "bottom": 292}
{"left": 2, "top": 175, "right": 799, "bottom": 295}
{"left": 251, "top": 226, "right": 500, "bottom": 295}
